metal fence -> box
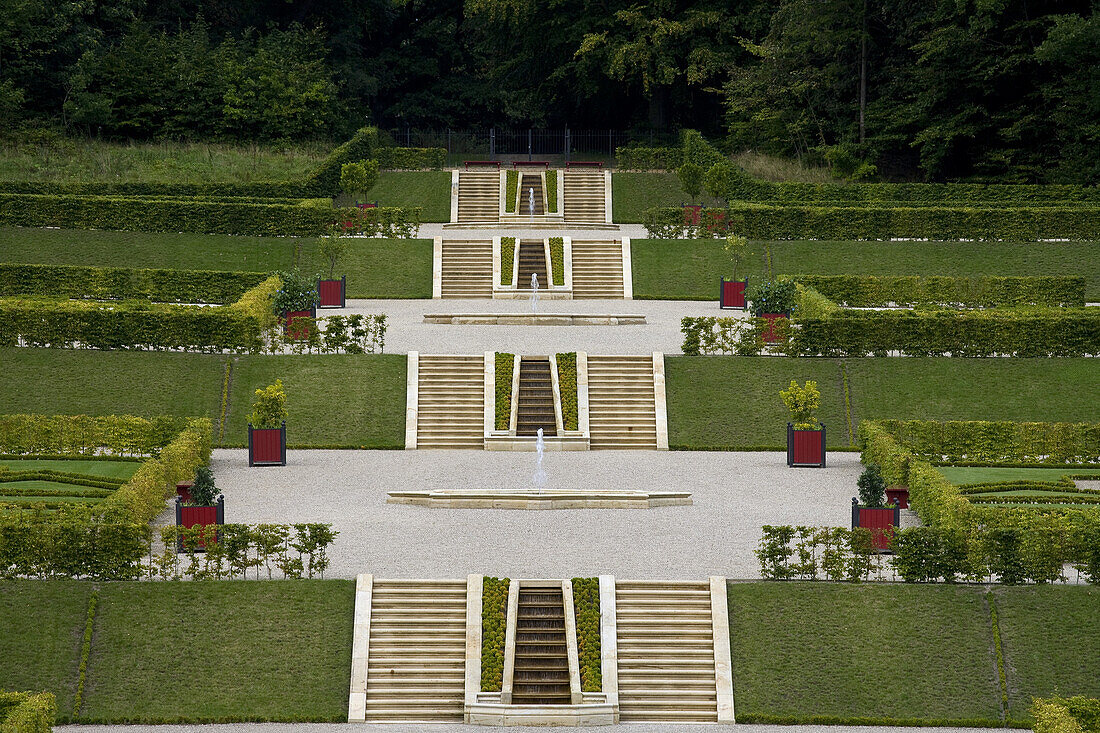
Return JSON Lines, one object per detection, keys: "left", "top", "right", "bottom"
{"left": 383, "top": 128, "right": 678, "bottom": 162}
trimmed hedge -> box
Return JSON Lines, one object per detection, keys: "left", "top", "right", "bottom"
{"left": 792, "top": 308, "right": 1100, "bottom": 358}
{"left": 481, "top": 576, "right": 509, "bottom": 693}
{"left": 616, "top": 146, "right": 682, "bottom": 171}
{"left": 495, "top": 353, "right": 514, "bottom": 431}
{"left": 302, "top": 126, "right": 381, "bottom": 195}
{"left": 545, "top": 171, "right": 558, "bottom": 214}
{"left": 556, "top": 352, "right": 578, "bottom": 431}
{"left": 375, "top": 147, "right": 446, "bottom": 170}
{"left": 500, "top": 238, "right": 515, "bottom": 286}
{"left": 0, "top": 691, "right": 56, "bottom": 733}
{"left": 642, "top": 204, "right": 1100, "bottom": 241}
{"left": 0, "top": 263, "right": 269, "bottom": 304}
{"left": 792, "top": 275, "right": 1085, "bottom": 308}
{"left": 571, "top": 577, "right": 602, "bottom": 692}
{"left": 865, "top": 420, "right": 1100, "bottom": 467}
{"left": 505, "top": 170, "right": 518, "bottom": 214}
{"left": 0, "top": 414, "right": 186, "bottom": 458}
{"left": 0, "top": 180, "right": 306, "bottom": 198}
{"left": 549, "top": 237, "right": 564, "bottom": 287}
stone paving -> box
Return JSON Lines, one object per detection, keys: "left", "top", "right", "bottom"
{"left": 414, "top": 223, "right": 651, "bottom": 239}
{"left": 205, "top": 448, "right": 879, "bottom": 580}
{"left": 342, "top": 298, "right": 740, "bottom": 355}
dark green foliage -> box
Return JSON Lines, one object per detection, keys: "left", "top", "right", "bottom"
{"left": 271, "top": 271, "right": 320, "bottom": 314}
{"left": 857, "top": 464, "right": 886, "bottom": 508}
{"left": 792, "top": 275, "right": 1086, "bottom": 308}
{"left": 571, "top": 577, "right": 601, "bottom": 692}
{"left": 677, "top": 162, "right": 704, "bottom": 203}
{"left": 548, "top": 237, "right": 564, "bottom": 286}
{"left": 481, "top": 577, "right": 508, "bottom": 693}
{"left": 746, "top": 278, "right": 797, "bottom": 315}
{"left": 375, "top": 148, "right": 446, "bottom": 170}
{"left": 500, "top": 238, "right": 516, "bottom": 285}
{"left": 495, "top": 353, "right": 514, "bottom": 431}
{"left": 642, "top": 204, "right": 1100, "bottom": 242}
{"left": 556, "top": 353, "right": 578, "bottom": 431}
{"left": 616, "top": 147, "right": 683, "bottom": 171}
{"left": 0, "top": 263, "right": 268, "bottom": 304}
{"left": 188, "top": 466, "right": 218, "bottom": 506}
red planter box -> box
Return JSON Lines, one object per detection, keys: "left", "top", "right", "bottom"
{"left": 175, "top": 481, "right": 193, "bottom": 503}
{"left": 760, "top": 313, "right": 789, "bottom": 344}
{"left": 787, "top": 423, "right": 826, "bottom": 467}
{"left": 283, "top": 308, "right": 316, "bottom": 340}
{"left": 317, "top": 277, "right": 346, "bottom": 309}
{"left": 249, "top": 423, "right": 286, "bottom": 466}
{"left": 176, "top": 495, "right": 224, "bottom": 552}
{"left": 886, "top": 487, "right": 909, "bottom": 509}
{"left": 852, "top": 499, "right": 901, "bottom": 551}
{"left": 720, "top": 278, "right": 747, "bottom": 310}
{"left": 682, "top": 204, "right": 703, "bottom": 225}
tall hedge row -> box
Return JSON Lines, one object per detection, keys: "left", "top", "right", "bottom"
{"left": 0, "top": 691, "right": 56, "bottom": 733}
{"left": 0, "top": 413, "right": 186, "bottom": 457}
{"left": 793, "top": 308, "right": 1100, "bottom": 357}
{"left": 643, "top": 204, "right": 1100, "bottom": 241}
{"left": 865, "top": 419, "right": 1100, "bottom": 466}
{"left": 792, "top": 275, "right": 1086, "bottom": 308}
{"left": 0, "top": 263, "right": 269, "bottom": 304}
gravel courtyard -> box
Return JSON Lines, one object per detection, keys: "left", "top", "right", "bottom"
{"left": 207, "top": 448, "right": 873, "bottom": 580}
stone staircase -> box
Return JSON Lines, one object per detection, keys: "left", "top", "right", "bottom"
{"left": 457, "top": 170, "right": 501, "bottom": 223}
{"left": 586, "top": 356, "right": 658, "bottom": 449}
{"left": 563, "top": 169, "right": 606, "bottom": 223}
{"left": 516, "top": 357, "right": 556, "bottom": 437}
{"left": 511, "top": 586, "right": 571, "bottom": 704}
{"left": 363, "top": 579, "right": 468, "bottom": 722}
{"left": 440, "top": 239, "right": 493, "bottom": 298}
{"left": 516, "top": 239, "right": 548, "bottom": 291}
{"left": 518, "top": 174, "right": 545, "bottom": 215}
{"left": 615, "top": 580, "right": 719, "bottom": 722}
{"left": 416, "top": 355, "right": 485, "bottom": 449}
{"left": 571, "top": 240, "right": 624, "bottom": 299}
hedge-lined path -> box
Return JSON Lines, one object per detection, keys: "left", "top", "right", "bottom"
{"left": 59, "top": 723, "right": 1001, "bottom": 732}
{"left": 200, "top": 448, "right": 864, "bottom": 580}
{"left": 344, "top": 298, "right": 735, "bottom": 354}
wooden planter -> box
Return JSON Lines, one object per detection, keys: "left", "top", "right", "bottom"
{"left": 852, "top": 498, "right": 900, "bottom": 551}
{"left": 720, "top": 278, "right": 748, "bottom": 310}
{"left": 283, "top": 307, "right": 316, "bottom": 340}
{"left": 248, "top": 422, "right": 287, "bottom": 467}
{"left": 760, "top": 312, "right": 789, "bottom": 344}
{"left": 787, "top": 423, "right": 825, "bottom": 467}
{"left": 176, "top": 495, "right": 224, "bottom": 552}
{"left": 317, "top": 276, "right": 346, "bottom": 309}
{"left": 886, "top": 487, "right": 910, "bottom": 509}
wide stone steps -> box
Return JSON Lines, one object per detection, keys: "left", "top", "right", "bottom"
{"left": 586, "top": 356, "right": 657, "bottom": 450}
{"left": 364, "top": 579, "right": 467, "bottom": 722}
{"left": 440, "top": 240, "right": 493, "bottom": 298}
{"left": 614, "top": 581, "right": 718, "bottom": 723}
{"left": 457, "top": 172, "right": 500, "bottom": 222}
{"left": 563, "top": 171, "right": 606, "bottom": 222}
{"left": 416, "top": 356, "right": 485, "bottom": 449}
{"left": 513, "top": 587, "right": 571, "bottom": 705}
{"left": 517, "top": 239, "right": 549, "bottom": 290}
{"left": 571, "top": 241, "right": 623, "bottom": 299}
{"left": 518, "top": 174, "right": 545, "bottom": 215}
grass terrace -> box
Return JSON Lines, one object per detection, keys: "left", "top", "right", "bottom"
{"left": 612, "top": 172, "right": 722, "bottom": 223}
{"left": 631, "top": 239, "right": 1100, "bottom": 301}
{"left": 0, "top": 459, "right": 137, "bottom": 510}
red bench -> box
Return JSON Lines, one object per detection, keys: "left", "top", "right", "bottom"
{"left": 513, "top": 161, "right": 550, "bottom": 169}
{"left": 566, "top": 161, "right": 603, "bottom": 169}
{"left": 464, "top": 161, "right": 501, "bottom": 170}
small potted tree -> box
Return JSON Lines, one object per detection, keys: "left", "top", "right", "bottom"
{"left": 782, "top": 379, "right": 825, "bottom": 467}
{"left": 720, "top": 233, "right": 752, "bottom": 310}
{"left": 317, "top": 231, "right": 348, "bottom": 308}
{"left": 679, "top": 161, "right": 704, "bottom": 224}
{"left": 748, "top": 278, "right": 797, "bottom": 343}
{"left": 273, "top": 271, "right": 320, "bottom": 340}
{"left": 175, "top": 465, "right": 224, "bottom": 551}
{"left": 248, "top": 379, "right": 288, "bottom": 467}
{"left": 852, "top": 463, "right": 900, "bottom": 551}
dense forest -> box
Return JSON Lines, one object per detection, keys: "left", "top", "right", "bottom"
{"left": 1, "top": 0, "right": 1097, "bottom": 182}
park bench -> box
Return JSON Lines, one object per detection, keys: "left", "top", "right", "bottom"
{"left": 566, "top": 161, "right": 603, "bottom": 169}
{"left": 464, "top": 160, "right": 500, "bottom": 170}
{"left": 512, "top": 161, "right": 550, "bottom": 169}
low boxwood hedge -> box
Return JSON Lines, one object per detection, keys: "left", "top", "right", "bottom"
{"left": 0, "top": 263, "right": 269, "bottom": 304}
{"left": 481, "top": 576, "right": 509, "bottom": 693}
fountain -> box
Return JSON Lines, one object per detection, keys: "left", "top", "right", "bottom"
{"left": 528, "top": 186, "right": 536, "bottom": 215}
{"left": 529, "top": 272, "right": 539, "bottom": 313}
{"left": 534, "top": 427, "right": 547, "bottom": 494}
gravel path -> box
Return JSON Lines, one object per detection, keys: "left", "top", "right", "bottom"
{"left": 341, "top": 298, "right": 739, "bottom": 355}
{"left": 414, "top": 223, "right": 651, "bottom": 239}
{"left": 202, "top": 448, "right": 869, "bottom": 580}
{"left": 60, "top": 723, "right": 994, "bottom": 733}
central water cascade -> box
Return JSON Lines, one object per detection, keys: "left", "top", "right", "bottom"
{"left": 528, "top": 186, "right": 536, "bottom": 215}
{"left": 530, "top": 272, "right": 539, "bottom": 313}
{"left": 534, "top": 427, "right": 547, "bottom": 494}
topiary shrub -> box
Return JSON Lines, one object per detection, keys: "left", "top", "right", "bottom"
{"left": 857, "top": 463, "right": 887, "bottom": 508}
{"left": 248, "top": 380, "right": 288, "bottom": 429}
{"left": 780, "top": 380, "right": 821, "bottom": 430}
{"left": 188, "top": 465, "right": 220, "bottom": 506}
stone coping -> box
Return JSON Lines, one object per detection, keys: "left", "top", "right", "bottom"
{"left": 387, "top": 488, "right": 691, "bottom": 509}
{"left": 423, "top": 313, "right": 646, "bottom": 325}
{"left": 466, "top": 701, "right": 615, "bottom": 727}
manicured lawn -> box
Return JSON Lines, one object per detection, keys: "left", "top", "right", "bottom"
{"left": 630, "top": 238, "right": 1100, "bottom": 300}
{"left": 0, "top": 349, "right": 225, "bottom": 420}
{"left": 370, "top": 171, "right": 451, "bottom": 222}
{"left": 0, "top": 459, "right": 139, "bottom": 479}
{"left": 666, "top": 357, "right": 1100, "bottom": 450}
{"left": 993, "top": 585, "right": 1100, "bottom": 721}
{"left": 611, "top": 173, "right": 721, "bottom": 223}
{"left": 0, "top": 580, "right": 93, "bottom": 719}
{"left": 77, "top": 580, "right": 354, "bottom": 723}
{"left": 226, "top": 354, "right": 407, "bottom": 448}
{"left": 938, "top": 466, "right": 1100, "bottom": 484}
{"left": 0, "top": 139, "right": 326, "bottom": 185}
{"left": 299, "top": 237, "right": 432, "bottom": 298}
{"left": 727, "top": 582, "right": 1002, "bottom": 725}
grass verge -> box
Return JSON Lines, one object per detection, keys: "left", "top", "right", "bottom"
{"left": 630, "top": 239, "right": 1100, "bottom": 300}
{"left": 77, "top": 580, "right": 353, "bottom": 723}
{"left": 299, "top": 237, "right": 432, "bottom": 298}
{"left": 369, "top": 171, "right": 450, "bottom": 222}
{"left": 611, "top": 173, "right": 721, "bottom": 223}
{"left": 727, "top": 582, "right": 1002, "bottom": 725}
